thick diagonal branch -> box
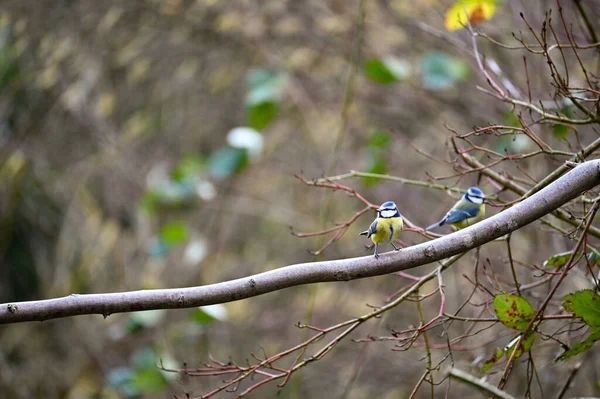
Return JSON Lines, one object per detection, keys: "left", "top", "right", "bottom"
{"left": 1, "top": 161, "right": 600, "bottom": 324}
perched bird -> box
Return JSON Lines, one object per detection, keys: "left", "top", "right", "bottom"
{"left": 426, "top": 187, "right": 486, "bottom": 231}
{"left": 360, "top": 201, "right": 404, "bottom": 259}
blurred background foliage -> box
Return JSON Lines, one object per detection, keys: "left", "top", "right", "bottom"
{"left": 0, "top": 0, "right": 599, "bottom": 398}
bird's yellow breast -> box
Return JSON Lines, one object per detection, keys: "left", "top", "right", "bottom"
{"left": 450, "top": 204, "right": 485, "bottom": 230}
{"left": 370, "top": 217, "right": 403, "bottom": 244}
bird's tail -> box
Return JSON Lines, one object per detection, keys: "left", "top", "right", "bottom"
{"left": 425, "top": 220, "right": 444, "bottom": 231}
{"left": 359, "top": 231, "right": 369, "bottom": 236}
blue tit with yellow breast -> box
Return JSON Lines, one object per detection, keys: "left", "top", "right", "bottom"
{"left": 426, "top": 187, "right": 486, "bottom": 231}
{"left": 360, "top": 201, "right": 404, "bottom": 259}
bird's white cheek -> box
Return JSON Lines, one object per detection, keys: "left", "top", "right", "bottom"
{"left": 471, "top": 197, "right": 484, "bottom": 204}
{"left": 380, "top": 210, "right": 397, "bottom": 218}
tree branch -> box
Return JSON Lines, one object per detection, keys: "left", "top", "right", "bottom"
{"left": 2, "top": 161, "right": 600, "bottom": 324}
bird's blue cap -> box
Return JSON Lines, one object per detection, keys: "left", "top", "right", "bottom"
{"left": 378, "top": 201, "right": 397, "bottom": 210}
{"left": 467, "top": 187, "right": 484, "bottom": 197}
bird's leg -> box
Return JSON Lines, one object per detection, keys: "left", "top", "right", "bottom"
{"left": 391, "top": 242, "right": 401, "bottom": 251}
{"left": 374, "top": 244, "right": 379, "bottom": 259}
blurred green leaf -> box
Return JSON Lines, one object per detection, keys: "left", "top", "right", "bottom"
{"left": 247, "top": 100, "right": 278, "bottom": 130}
{"left": 365, "top": 56, "right": 410, "bottom": 85}
{"left": 160, "top": 221, "right": 190, "bottom": 246}
{"left": 552, "top": 124, "right": 569, "bottom": 139}
{"left": 563, "top": 290, "right": 600, "bottom": 328}
{"left": 245, "top": 69, "right": 280, "bottom": 91}
{"left": 505, "top": 332, "right": 536, "bottom": 359}
{"left": 191, "top": 304, "right": 229, "bottom": 325}
{"left": 132, "top": 347, "right": 159, "bottom": 369}
{"left": 504, "top": 111, "right": 520, "bottom": 127}
{"left": 559, "top": 328, "right": 600, "bottom": 361}
{"left": 132, "top": 368, "right": 167, "bottom": 394}
{"left": 208, "top": 147, "right": 249, "bottom": 179}
{"left": 368, "top": 129, "right": 391, "bottom": 149}
{"left": 172, "top": 155, "right": 204, "bottom": 182}
{"left": 128, "top": 310, "right": 166, "bottom": 330}
{"left": 364, "top": 156, "right": 387, "bottom": 186}
{"left": 493, "top": 294, "right": 535, "bottom": 330}
{"left": 107, "top": 367, "right": 139, "bottom": 397}
{"left": 544, "top": 249, "right": 600, "bottom": 269}
{"left": 543, "top": 251, "right": 573, "bottom": 269}
{"left": 481, "top": 347, "right": 504, "bottom": 374}
{"left": 245, "top": 69, "right": 286, "bottom": 106}
{"left": 147, "top": 238, "right": 170, "bottom": 259}
{"left": 0, "top": 47, "right": 20, "bottom": 89}
{"left": 191, "top": 308, "right": 218, "bottom": 325}
{"left": 420, "top": 52, "right": 470, "bottom": 90}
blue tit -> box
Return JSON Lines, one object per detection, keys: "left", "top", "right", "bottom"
{"left": 426, "top": 187, "right": 486, "bottom": 231}
{"left": 360, "top": 201, "right": 404, "bottom": 259}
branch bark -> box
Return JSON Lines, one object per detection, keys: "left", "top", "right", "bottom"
{"left": 2, "top": 161, "right": 600, "bottom": 324}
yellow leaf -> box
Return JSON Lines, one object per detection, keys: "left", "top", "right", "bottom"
{"left": 445, "top": 0, "right": 496, "bottom": 31}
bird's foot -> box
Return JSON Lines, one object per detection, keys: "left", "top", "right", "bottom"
{"left": 373, "top": 253, "right": 380, "bottom": 259}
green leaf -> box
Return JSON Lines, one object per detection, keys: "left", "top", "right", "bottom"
{"left": 172, "top": 155, "right": 204, "bottom": 182}
{"left": 552, "top": 123, "right": 569, "bottom": 139}
{"left": 563, "top": 290, "right": 600, "bottom": 328}
{"left": 0, "top": 47, "right": 20, "bottom": 89}
{"left": 160, "top": 221, "right": 190, "bottom": 246}
{"left": 107, "top": 367, "right": 139, "bottom": 397}
{"left": 543, "top": 251, "right": 574, "bottom": 268}
{"left": 559, "top": 328, "right": 600, "bottom": 360}
{"left": 365, "top": 56, "right": 410, "bottom": 85}
{"left": 129, "top": 310, "right": 166, "bottom": 328}
{"left": 368, "top": 129, "right": 391, "bottom": 149}
{"left": 208, "top": 147, "right": 249, "bottom": 179}
{"left": 420, "top": 52, "right": 470, "bottom": 90}
{"left": 246, "top": 100, "right": 278, "bottom": 130}
{"left": 493, "top": 294, "right": 535, "bottom": 330}
{"left": 544, "top": 249, "right": 600, "bottom": 269}
{"left": 505, "top": 331, "right": 536, "bottom": 359}
{"left": 504, "top": 111, "right": 520, "bottom": 127}
{"left": 245, "top": 69, "right": 286, "bottom": 106}
{"left": 481, "top": 347, "right": 504, "bottom": 374}
{"left": 190, "top": 308, "right": 217, "bottom": 325}
{"left": 364, "top": 156, "right": 388, "bottom": 186}
{"left": 245, "top": 69, "right": 280, "bottom": 90}
{"left": 132, "top": 368, "right": 167, "bottom": 393}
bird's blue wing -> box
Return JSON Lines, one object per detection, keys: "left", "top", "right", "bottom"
{"left": 367, "top": 219, "right": 378, "bottom": 237}
{"left": 444, "top": 207, "right": 479, "bottom": 224}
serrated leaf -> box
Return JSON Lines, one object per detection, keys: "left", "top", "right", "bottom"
{"left": 559, "top": 328, "right": 600, "bottom": 361}
{"left": 563, "top": 290, "right": 600, "bottom": 328}
{"left": 208, "top": 147, "right": 249, "bottom": 179}
{"left": 481, "top": 347, "right": 504, "bottom": 374}
{"left": 160, "top": 221, "right": 190, "bottom": 246}
{"left": 445, "top": 0, "right": 497, "bottom": 31}
{"left": 493, "top": 294, "right": 535, "bottom": 330}
{"left": 505, "top": 331, "right": 536, "bottom": 359}
{"left": 544, "top": 249, "right": 600, "bottom": 269}
{"left": 543, "top": 251, "right": 574, "bottom": 268}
